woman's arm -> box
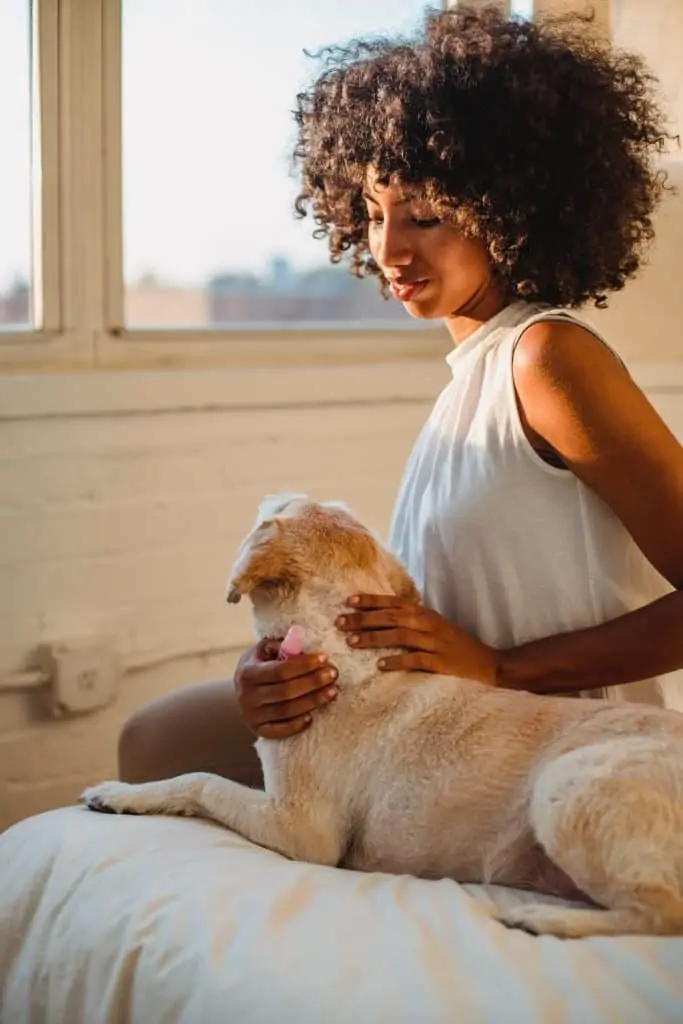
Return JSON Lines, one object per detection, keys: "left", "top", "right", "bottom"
{"left": 502, "top": 319, "right": 683, "bottom": 694}
{"left": 497, "top": 590, "right": 683, "bottom": 694}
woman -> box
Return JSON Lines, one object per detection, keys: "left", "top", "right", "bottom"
{"left": 119, "top": 6, "right": 683, "bottom": 788}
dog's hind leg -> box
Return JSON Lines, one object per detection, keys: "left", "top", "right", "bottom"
{"left": 81, "top": 773, "right": 344, "bottom": 866}
{"left": 496, "top": 740, "right": 683, "bottom": 939}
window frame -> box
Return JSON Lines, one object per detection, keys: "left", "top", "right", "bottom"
{"left": 0, "top": 0, "right": 61, "bottom": 357}
{"left": 0, "top": 0, "right": 450, "bottom": 371}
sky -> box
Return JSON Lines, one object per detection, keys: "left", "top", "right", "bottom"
{"left": 0, "top": 0, "right": 536, "bottom": 292}
{"left": 122, "top": 0, "right": 432, "bottom": 285}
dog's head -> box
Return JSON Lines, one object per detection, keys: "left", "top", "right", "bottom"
{"left": 226, "top": 493, "right": 420, "bottom": 608}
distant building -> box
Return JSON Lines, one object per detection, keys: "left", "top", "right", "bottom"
{"left": 0, "top": 279, "right": 30, "bottom": 326}
{"left": 125, "top": 274, "right": 209, "bottom": 327}
{"left": 207, "top": 262, "right": 414, "bottom": 326}
{"left": 120, "top": 263, "right": 419, "bottom": 329}
{"left": 267, "top": 256, "right": 296, "bottom": 295}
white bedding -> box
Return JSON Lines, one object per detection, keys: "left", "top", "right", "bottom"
{"left": 1, "top": 807, "right": 682, "bottom": 1023}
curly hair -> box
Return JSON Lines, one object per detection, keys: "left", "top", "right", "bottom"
{"left": 293, "top": 4, "right": 674, "bottom": 308}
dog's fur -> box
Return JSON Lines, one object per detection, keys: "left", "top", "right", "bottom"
{"left": 82, "top": 494, "right": 683, "bottom": 938}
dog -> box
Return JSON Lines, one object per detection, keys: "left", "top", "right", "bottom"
{"left": 82, "top": 493, "right": 683, "bottom": 939}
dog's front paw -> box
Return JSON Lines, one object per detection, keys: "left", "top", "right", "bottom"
{"left": 495, "top": 902, "right": 580, "bottom": 938}
{"left": 81, "top": 781, "right": 140, "bottom": 815}
{"left": 495, "top": 903, "right": 546, "bottom": 936}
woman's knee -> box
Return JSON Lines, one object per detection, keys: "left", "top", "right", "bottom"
{"left": 118, "top": 707, "right": 157, "bottom": 783}
{"left": 117, "top": 679, "right": 263, "bottom": 788}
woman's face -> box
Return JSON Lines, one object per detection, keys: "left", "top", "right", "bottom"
{"left": 363, "top": 175, "right": 499, "bottom": 325}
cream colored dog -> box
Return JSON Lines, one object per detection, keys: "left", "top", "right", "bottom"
{"left": 82, "top": 494, "right": 683, "bottom": 939}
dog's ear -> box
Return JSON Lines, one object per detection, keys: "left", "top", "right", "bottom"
{"left": 226, "top": 519, "right": 300, "bottom": 604}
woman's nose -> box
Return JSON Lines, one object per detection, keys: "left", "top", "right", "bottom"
{"left": 376, "top": 223, "right": 413, "bottom": 269}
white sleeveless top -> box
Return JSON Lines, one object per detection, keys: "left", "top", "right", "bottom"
{"left": 389, "top": 301, "right": 675, "bottom": 705}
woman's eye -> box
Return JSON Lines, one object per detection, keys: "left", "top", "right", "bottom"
{"left": 413, "top": 217, "right": 441, "bottom": 228}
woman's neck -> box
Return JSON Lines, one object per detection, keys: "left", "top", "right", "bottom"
{"left": 445, "top": 283, "right": 509, "bottom": 345}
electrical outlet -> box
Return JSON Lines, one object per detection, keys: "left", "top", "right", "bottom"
{"left": 43, "top": 639, "right": 120, "bottom": 717}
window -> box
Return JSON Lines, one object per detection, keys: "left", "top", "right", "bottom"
{"left": 0, "top": 1, "right": 449, "bottom": 370}
{"left": 510, "top": 1, "right": 534, "bottom": 19}
{"left": 121, "top": 0, "right": 433, "bottom": 329}
{"left": 0, "top": 1, "right": 33, "bottom": 329}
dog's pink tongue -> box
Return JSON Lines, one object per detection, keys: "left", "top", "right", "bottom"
{"left": 278, "top": 625, "right": 305, "bottom": 661}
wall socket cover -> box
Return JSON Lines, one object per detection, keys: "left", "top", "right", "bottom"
{"left": 45, "top": 639, "right": 120, "bottom": 716}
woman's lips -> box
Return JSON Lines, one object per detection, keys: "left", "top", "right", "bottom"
{"left": 389, "top": 279, "right": 428, "bottom": 302}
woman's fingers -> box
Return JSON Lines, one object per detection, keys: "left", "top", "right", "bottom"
{"left": 256, "top": 668, "right": 338, "bottom": 706}
{"left": 377, "top": 652, "right": 447, "bottom": 674}
{"left": 245, "top": 651, "right": 329, "bottom": 686}
{"left": 336, "top": 607, "right": 430, "bottom": 633}
{"left": 242, "top": 649, "right": 340, "bottom": 732}
{"left": 257, "top": 716, "right": 313, "bottom": 740}
{"left": 345, "top": 594, "right": 407, "bottom": 609}
{"left": 235, "top": 643, "right": 339, "bottom": 737}
{"left": 344, "top": 627, "right": 442, "bottom": 653}
{"left": 255, "top": 685, "right": 339, "bottom": 725}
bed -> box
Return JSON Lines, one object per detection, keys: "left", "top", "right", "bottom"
{"left": 1, "top": 806, "right": 682, "bottom": 1023}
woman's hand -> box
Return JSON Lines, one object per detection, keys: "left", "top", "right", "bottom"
{"left": 234, "top": 640, "right": 339, "bottom": 739}
{"left": 336, "top": 595, "right": 497, "bottom": 684}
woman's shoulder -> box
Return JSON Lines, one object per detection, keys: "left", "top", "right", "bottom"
{"left": 513, "top": 314, "right": 626, "bottom": 388}
{"left": 504, "top": 314, "right": 619, "bottom": 469}
{"left": 506, "top": 309, "right": 628, "bottom": 452}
